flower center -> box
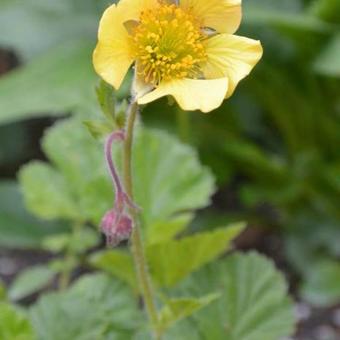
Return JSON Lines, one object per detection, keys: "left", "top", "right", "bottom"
{"left": 131, "top": 4, "right": 207, "bottom": 85}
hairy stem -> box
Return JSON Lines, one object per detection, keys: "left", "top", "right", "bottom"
{"left": 105, "top": 130, "right": 125, "bottom": 195}
{"left": 123, "top": 100, "right": 161, "bottom": 339}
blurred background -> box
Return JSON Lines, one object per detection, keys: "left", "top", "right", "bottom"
{"left": 0, "top": 0, "right": 339, "bottom": 339}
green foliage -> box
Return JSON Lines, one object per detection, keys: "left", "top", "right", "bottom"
{"left": 42, "top": 228, "right": 99, "bottom": 254}
{"left": 146, "top": 213, "right": 194, "bottom": 245}
{"left": 19, "top": 162, "right": 80, "bottom": 221}
{"left": 169, "top": 252, "right": 295, "bottom": 340}
{"left": 83, "top": 81, "right": 129, "bottom": 139}
{"left": 131, "top": 128, "right": 215, "bottom": 241}
{"left": 310, "top": 0, "right": 340, "bottom": 23}
{"left": 30, "top": 273, "right": 141, "bottom": 340}
{"left": 90, "top": 223, "right": 244, "bottom": 289}
{"left": 95, "top": 80, "right": 116, "bottom": 124}
{"left": 0, "top": 0, "right": 107, "bottom": 61}
{"left": 158, "top": 294, "right": 219, "bottom": 333}
{"left": 0, "top": 41, "right": 96, "bottom": 125}
{"left": 243, "top": 0, "right": 333, "bottom": 34}
{"left": 147, "top": 223, "right": 245, "bottom": 287}
{"left": 9, "top": 266, "right": 56, "bottom": 301}
{"left": 19, "top": 118, "right": 215, "bottom": 235}
{"left": 0, "top": 303, "right": 35, "bottom": 340}
{"left": 2, "top": 0, "right": 339, "bottom": 336}
{"left": 82, "top": 120, "right": 113, "bottom": 140}
{"left": 301, "top": 259, "right": 340, "bottom": 307}
{"left": 0, "top": 181, "right": 65, "bottom": 249}
{"left": 313, "top": 33, "right": 340, "bottom": 76}
{"left": 89, "top": 250, "right": 137, "bottom": 291}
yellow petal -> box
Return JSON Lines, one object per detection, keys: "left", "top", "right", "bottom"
{"left": 137, "top": 78, "right": 229, "bottom": 113}
{"left": 93, "top": 4, "right": 133, "bottom": 89}
{"left": 132, "top": 67, "right": 154, "bottom": 99}
{"left": 118, "top": 0, "right": 160, "bottom": 21}
{"left": 180, "top": 0, "right": 242, "bottom": 34}
{"left": 201, "top": 34, "right": 263, "bottom": 98}
{"left": 93, "top": 0, "right": 159, "bottom": 89}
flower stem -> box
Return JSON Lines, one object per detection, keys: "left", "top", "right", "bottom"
{"left": 123, "top": 100, "right": 161, "bottom": 339}
{"left": 105, "top": 130, "right": 125, "bottom": 195}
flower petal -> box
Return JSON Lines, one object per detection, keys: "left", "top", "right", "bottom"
{"left": 180, "top": 0, "right": 242, "bottom": 34}
{"left": 93, "top": 0, "right": 159, "bottom": 89}
{"left": 118, "top": 0, "right": 160, "bottom": 21}
{"left": 132, "top": 67, "right": 154, "bottom": 99}
{"left": 93, "top": 4, "right": 134, "bottom": 89}
{"left": 137, "top": 78, "right": 229, "bottom": 113}
{"left": 201, "top": 34, "right": 263, "bottom": 98}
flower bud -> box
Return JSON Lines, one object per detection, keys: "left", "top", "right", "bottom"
{"left": 101, "top": 209, "right": 133, "bottom": 246}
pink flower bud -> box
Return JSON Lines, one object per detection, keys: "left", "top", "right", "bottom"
{"left": 101, "top": 209, "right": 133, "bottom": 247}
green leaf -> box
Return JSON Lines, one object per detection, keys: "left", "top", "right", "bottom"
{"left": 147, "top": 213, "right": 194, "bottom": 245}
{"left": 68, "top": 228, "right": 100, "bottom": 253}
{"left": 30, "top": 273, "right": 141, "bottom": 340}
{"left": 19, "top": 162, "right": 80, "bottom": 221}
{"left": 131, "top": 128, "right": 215, "bottom": 242}
{"left": 95, "top": 80, "right": 116, "bottom": 123}
{"left": 0, "top": 0, "right": 105, "bottom": 61}
{"left": 0, "top": 302, "right": 35, "bottom": 340}
{"left": 313, "top": 34, "right": 340, "bottom": 77}
{"left": 89, "top": 250, "right": 137, "bottom": 291}
{"left": 83, "top": 120, "right": 113, "bottom": 140}
{"left": 0, "top": 181, "right": 65, "bottom": 249}
{"left": 171, "top": 252, "right": 295, "bottom": 340}
{"left": 42, "top": 228, "right": 100, "bottom": 254}
{"left": 147, "top": 223, "right": 245, "bottom": 287}
{"left": 159, "top": 294, "right": 219, "bottom": 333}
{"left": 301, "top": 259, "right": 340, "bottom": 307}
{"left": 9, "top": 266, "right": 56, "bottom": 301}
{"left": 19, "top": 118, "right": 215, "bottom": 244}
{"left": 41, "top": 234, "right": 70, "bottom": 253}
{"left": 0, "top": 41, "right": 96, "bottom": 125}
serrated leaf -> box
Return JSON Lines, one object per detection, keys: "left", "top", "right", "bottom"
{"left": 159, "top": 294, "right": 219, "bottom": 333}
{"left": 171, "top": 252, "right": 295, "bottom": 340}
{"left": 131, "top": 128, "right": 215, "bottom": 242}
{"left": 0, "top": 302, "right": 35, "bottom": 340}
{"left": 9, "top": 266, "right": 56, "bottom": 301}
{"left": 147, "top": 223, "right": 245, "bottom": 287}
{"left": 0, "top": 181, "right": 66, "bottom": 249}
{"left": 19, "top": 118, "right": 215, "bottom": 245}
{"left": 89, "top": 250, "right": 137, "bottom": 291}
{"left": 30, "top": 273, "right": 141, "bottom": 340}
{"left": 147, "top": 213, "right": 194, "bottom": 245}
{"left": 19, "top": 162, "right": 80, "bottom": 221}
{"left": 41, "top": 118, "right": 109, "bottom": 223}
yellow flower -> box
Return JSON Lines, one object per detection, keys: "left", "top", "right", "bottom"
{"left": 93, "top": 0, "right": 263, "bottom": 113}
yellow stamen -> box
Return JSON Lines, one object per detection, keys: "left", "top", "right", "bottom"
{"left": 129, "top": 4, "right": 207, "bottom": 85}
